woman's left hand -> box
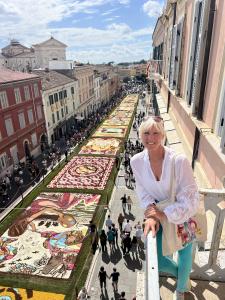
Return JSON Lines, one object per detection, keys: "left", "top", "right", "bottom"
{"left": 144, "top": 205, "right": 167, "bottom": 222}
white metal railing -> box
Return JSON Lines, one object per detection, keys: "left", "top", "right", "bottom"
{"left": 146, "top": 231, "right": 160, "bottom": 300}
{"left": 144, "top": 188, "right": 225, "bottom": 298}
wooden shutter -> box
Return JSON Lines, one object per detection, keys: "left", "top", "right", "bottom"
{"left": 169, "top": 24, "right": 177, "bottom": 89}
{"left": 174, "top": 18, "right": 184, "bottom": 93}
{"left": 185, "top": 0, "right": 202, "bottom": 105}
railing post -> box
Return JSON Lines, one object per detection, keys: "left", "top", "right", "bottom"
{"left": 208, "top": 200, "right": 225, "bottom": 266}
{"left": 146, "top": 231, "right": 160, "bottom": 300}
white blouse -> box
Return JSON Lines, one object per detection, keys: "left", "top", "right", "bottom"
{"left": 130, "top": 147, "right": 199, "bottom": 224}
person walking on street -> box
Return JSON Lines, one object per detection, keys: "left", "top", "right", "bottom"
{"left": 120, "top": 194, "right": 127, "bottom": 213}
{"left": 127, "top": 196, "right": 133, "bottom": 213}
{"left": 118, "top": 213, "right": 125, "bottom": 232}
{"left": 110, "top": 268, "right": 120, "bottom": 291}
{"left": 111, "top": 223, "right": 119, "bottom": 245}
{"left": 123, "top": 219, "right": 132, "bottom": 234}
{"left": 124, "top": 171, "right": 129, "bottom": 187}
{"left": 99, "top": 229, "right": 107, "bottom": 252}
{"left": 120, "top": 291, "right": 126, "bottom": 300}
{"left": 107, "top": 226, "right": 115, "bottom": 253}
{"left": 98, "top": 266, "right": 108, "bottom": 291}
{"left": 78, "top": 287, "right": 88, "bottom": 300}
{"left": 105, "top": 215, "right": 113, "bottom": 229}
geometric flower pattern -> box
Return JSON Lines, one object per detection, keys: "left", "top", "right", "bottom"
{"left": 92, "top": 125, "right": 127, "bottom": 138}
{"left": 48, "top": 156, "right": 115, "bottom": 190}
{"left": 79, "top": 138, "right": 121, "bottom": 156}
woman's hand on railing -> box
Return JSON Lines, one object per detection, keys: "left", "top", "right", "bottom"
{"left": 144, "top": 217, "right": 159, "bottom": 238}
{"left": 144, "top": 205, "right": 167, "bottom": 223}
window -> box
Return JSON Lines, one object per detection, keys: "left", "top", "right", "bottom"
{"left": 24, "top": 86, "right": 30, "bottom": 100}
{"left": 31, "top": 133, "right": 37, "bottom": 146}
{"left": 73, "top": 102, "right": 75, "bottom": 110}
{"left": 18, "top": 112, "right": 26, "bottom": 129}
{"left": 33, "top": 83, "right": 39, "bottom": 98}
{"left": 59, "top": 91, "right": 63, "bottom": 100}
{"left": 56, "top": 111, "right": 60, "bottom": 121}
{"left": 64, "top": 90, "right": 67, "bottom": 98}
{"left": 65, "top": 106, "right": 68, "bottom": 114}
{"left": 52, "top": 113, "right": 55, "bottom": 124}
{"left": 49, "top": 95, "right": 54, "bottom": 105}
{"left": 37, "top": 105, "right": 43, "bottom": 119}
{"left": 61, "top": 108, "right": 64, "bottom": 118}
{"left": 28, "top": 109, "right": 34, "bottom": 124}
{"left": 79, "top": 95, "right": 82, "bottom": 104}
{"left": 54, "top": 93, "right": 58, "bottom": 102}
{"left": 0, "top": 91, "right": 9, "bottom": 109}
{"left": 5, "top": 118, "right": 14, "bottom": 136}
{"left": 0, "top": 153, "right": 8, "bottom": 171}
{"left": 0, "top": 130, "right": 2, "bottom": 141}
{"left": 14, "top": 88, "right": 21, "bottom": 104}
{"left": 71, "top": 87, "right": 74, "bottom": 94}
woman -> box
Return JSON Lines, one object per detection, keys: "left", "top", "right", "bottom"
{"left": 130, "top": 116, "right": 199, "bottom": 300}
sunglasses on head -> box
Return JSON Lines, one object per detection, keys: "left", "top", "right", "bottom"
{"left": 143, "top": 115, "right": 163, "bottom": 122}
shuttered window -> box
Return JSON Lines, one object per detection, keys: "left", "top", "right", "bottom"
{"left": 185, "top": 0, "right": 206, "bottom": 106}
{"left": 169, "top": 25, "right": 177, "bottom": 89}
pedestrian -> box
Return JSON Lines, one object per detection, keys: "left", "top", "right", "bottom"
{"left": 105, "top": 215, "right": 113, "bottom": 229}
{"left": 135, "top": 222, "right": 143, "bottom": 249}
{"left": 127, "top": 196, "right": 133, "bottom": 213}
{"left": 110, "top": 267, "right": 120, "bottom": 291}
{"left": 107, "top": 226, "right": 115, "bottom": 253}
{"left": 124, "top": 171, "right": 129, "bottom": 187}
{"left": 111, "top": 223, "right": 119, "bottom": 245}
{"left": 121, "top": 232, "right": 131, "bottom": 256}
{"left": 99, "top": 229, "right": 107, "bottom": 252}
{"left": 91, "top": 231, "right": 98, "bottom": 254}
{"left": 120, "top": 291, "right": 126, "bottom": 299}
{"left": 64, "top": 149, "right": 68, "bottom": 162}
{"left": 77, "top": 287, "right": 88, "bottom": 300}
{"left": 123, "top": 219, "right": 132, "bottom": 234}
{"left": 130, "top": 116, "right": 200, "bottom": 299}
{"left": 117, "top": 213, "right": 125, "bottom": 232}
{"left": 98, "top": 266, "right": 108, "bottom": 291}
{"left": 120, "top": 194, "right": 127, "bottom": 213}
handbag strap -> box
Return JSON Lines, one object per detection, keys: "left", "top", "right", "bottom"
{"left": 169, "top": 154, "right": 177, "bottom": 203}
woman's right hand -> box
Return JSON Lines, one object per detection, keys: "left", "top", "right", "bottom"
{"left": 144, "top": 217, "right": 159, "bottom": 238}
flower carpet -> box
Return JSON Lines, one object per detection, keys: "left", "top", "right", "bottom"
{"left": 79, "top": 138, "right": 121, "bottom": 156}
{"left": 0, "top": 286, "right": 65, "bottom": 299}
{"left": 110, "top": 110, "right": 133, "bottom": 118}
{"left": 0, "top": 192, "right": 100, "bottom": 279}
{"left": 48, "top": 156, "right": 115, "bottom": 190}
{"left": 103, "top": 116, "right": 130, "bottom": 126}
{"left": 92, "top": 126, "right": 127, "bottom": 138}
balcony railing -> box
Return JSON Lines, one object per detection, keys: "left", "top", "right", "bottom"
{"left": 144, "top": 188, "right": 225, "bottom": 299}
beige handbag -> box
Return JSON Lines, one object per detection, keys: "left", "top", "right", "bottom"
{"left": 156, "top": 155, "right": 207, "bottom": 256}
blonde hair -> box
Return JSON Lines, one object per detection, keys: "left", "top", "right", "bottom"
{"left": 139, "top": 116, "right": 165, "bottom": 144}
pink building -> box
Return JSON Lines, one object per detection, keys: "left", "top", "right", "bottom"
{"left": 151, "top": 0, "right": 225, "bottom": 188}
{"left": 0, "top": 68, "right": 46, "bottom": 176}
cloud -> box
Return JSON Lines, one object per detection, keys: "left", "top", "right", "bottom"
{"left": 0, "top": 0, "right": 153, "bottom": 63}
{"left": 101, "top": 8, "right": 118, "bottom": 16}
{"left": 67, "top": 41, "right": 151, "bottom": 64}
{"left": 143, "top": 0, "right": 164, "bottom": 18}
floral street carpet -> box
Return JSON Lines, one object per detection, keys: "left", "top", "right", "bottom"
{"left": 92, "top": 126, "right": 127, "bottom": 138}
{"left": 0, "top": 192, "right": 100, "bottom": 279}
{"left": 48, "top": 156, "right": 115, "bottom": 190}
{"left": 79, "top": 138, "right": 121, "bottom": 156}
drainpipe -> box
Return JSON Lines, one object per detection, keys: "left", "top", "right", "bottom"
{"left": 197, "top": 0, "right": 216, "bottom": 120}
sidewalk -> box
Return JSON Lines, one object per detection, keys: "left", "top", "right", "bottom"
{"left": 86, "top": 100, "right": 146, "bottom": 300}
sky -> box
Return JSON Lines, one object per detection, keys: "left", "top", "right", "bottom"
{"left": 0, "top": 0, "right": 165, "bottom": 64}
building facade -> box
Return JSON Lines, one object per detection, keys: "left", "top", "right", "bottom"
{"left": 151, "top": 0, "right": 225, "bottom": 188}
{"left": 1, "top": 37, "right": 67, "bottom": 71}
{"left": 33, "top": 70, "right": 78, "bottom": 144}
{"left": 0, "top": 69, "right": 46, "bottom": 176}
